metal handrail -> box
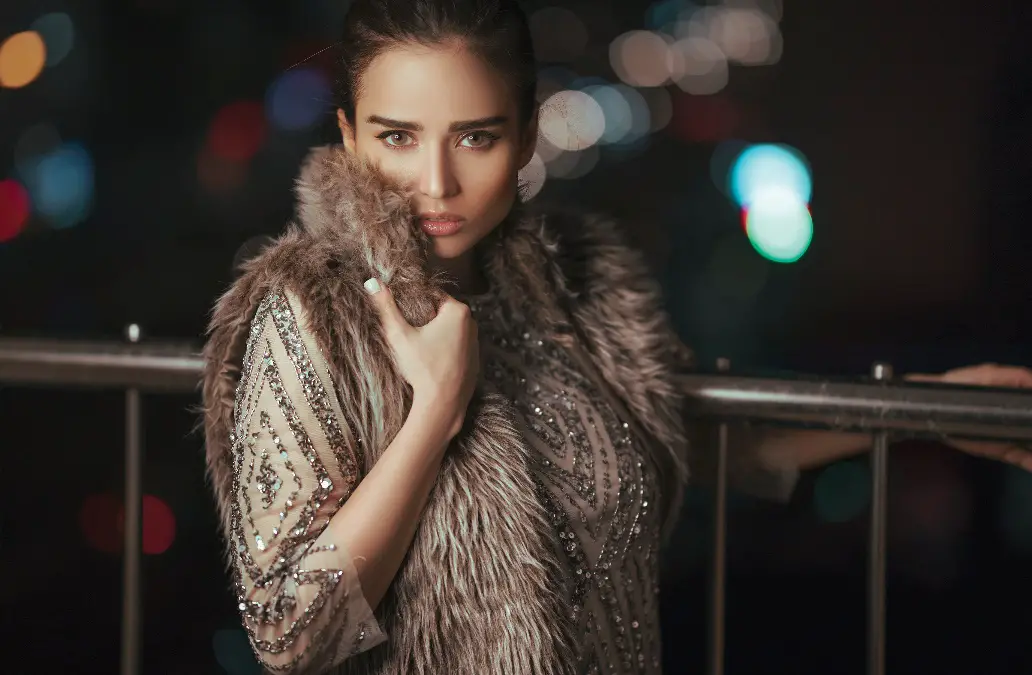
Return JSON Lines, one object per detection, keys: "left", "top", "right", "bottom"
{"left": 3, "top": 336, "right": 1030, "bottom": 675}
{"left": 4, "top": 338, "right": 1030, "bottom": 439}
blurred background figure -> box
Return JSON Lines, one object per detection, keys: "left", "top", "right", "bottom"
{"left": 0, "top": 0, "right": 1029, "bottom": 673}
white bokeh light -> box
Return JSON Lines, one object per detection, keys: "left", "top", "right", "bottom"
{"left": 671, "top": 36, "right": 728, "bottom": 95}
{"left": 610, "top": 30, "right": 672, "bottom": 87}
{"left": 710, "top": 8, "right": 782, "bottom": 65}
{"left": 538, "top": 89, "right": 606, "bottom": 151}
{"left": 518, "top": 153, "right": 548, "bottom": 201}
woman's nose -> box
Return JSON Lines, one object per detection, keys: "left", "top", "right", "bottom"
{"left": 418, "top": 147, "right": 459, "bottom": 199}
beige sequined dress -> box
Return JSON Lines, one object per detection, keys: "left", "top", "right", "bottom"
{"left": 230, "top": 288, "right": 772, "bottom": 674}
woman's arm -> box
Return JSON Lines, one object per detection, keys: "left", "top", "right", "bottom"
{"left": 229, "top": 290, "right": 454, "bottom": 673}
{"left": 690, "top": 424, "right": 869, "bottom": 501}
{"left": 748, "top": 428, "right": 872, "bottom": 473}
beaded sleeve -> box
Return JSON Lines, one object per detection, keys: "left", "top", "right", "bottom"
{"left": 228, "top": 290, "right": 387, "bottom": 673}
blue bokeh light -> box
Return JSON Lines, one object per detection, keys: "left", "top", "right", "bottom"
{"left": 730, "top": 143, "right": 812, "bottom": 208}
{"left": 22, "top": 142, "right": 94, "bottom": 229}
{"left": 31, "top": 13, "right": 75, "bottom": 67}
{"left": 266, "top": 67, "right": 332, "bottom": 131}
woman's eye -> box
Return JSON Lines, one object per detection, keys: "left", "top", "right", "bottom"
{"left": 378, "top": 131, "right": 413, "bottom": 148}
{"left": 462, "top": 131, "right": 498, "bottom": 149}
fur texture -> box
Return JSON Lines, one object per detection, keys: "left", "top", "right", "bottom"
{"left": 201, "top": 145, "right": 693, "bottom": 674}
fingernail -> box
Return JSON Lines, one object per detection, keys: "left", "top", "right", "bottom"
{"left": 363, "top": 278, "right": 382, "bottom": 294}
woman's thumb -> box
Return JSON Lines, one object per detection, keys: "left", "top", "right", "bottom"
{"left": 364, "top": 278, "right": 407, "bottom": 332}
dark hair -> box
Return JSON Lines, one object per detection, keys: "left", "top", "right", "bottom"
{"left": 334, "top": 0, "right": 539, "bottom": 131}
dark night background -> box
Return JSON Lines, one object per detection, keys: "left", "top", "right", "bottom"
{"left": 1, "top": 0, "right": 1030, "bottom": 673}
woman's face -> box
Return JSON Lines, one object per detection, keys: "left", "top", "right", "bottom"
{"left": 338, "top": 42, "right": 537, "bottom": 267}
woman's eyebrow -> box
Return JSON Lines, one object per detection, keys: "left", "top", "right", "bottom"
{"left": 366, "top": 115, "right": 509, "bottom": 132}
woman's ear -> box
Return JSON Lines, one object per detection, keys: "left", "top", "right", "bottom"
{"left": 337, "top": 108, "right": 356, "bottom": 153}
{"left": 518, "top": 109, "right": 539, "bottom": 170}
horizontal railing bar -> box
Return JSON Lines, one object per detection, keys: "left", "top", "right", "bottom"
{"left": 677, "top": 373, "right": 1032, "bottom": 441}
{"left": 2, "top": 338, "right": 1029, "bottom": 441}
{"left": 0, "top": 338, "right": 204, "bottom": 392}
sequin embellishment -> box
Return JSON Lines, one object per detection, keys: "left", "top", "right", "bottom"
{"left": 467, "top": 294, "right": 664, "bottom": 675}
{"left": 226, "top": 291, "right": 380, "bottom": 669}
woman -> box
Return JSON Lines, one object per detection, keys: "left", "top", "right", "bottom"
{"left": 201, "top": 1, "right": 1032, "bottom": 673}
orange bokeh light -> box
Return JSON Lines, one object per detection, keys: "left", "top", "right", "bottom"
{"left": 0, "top": 31, "right": 47, "bottom": 89}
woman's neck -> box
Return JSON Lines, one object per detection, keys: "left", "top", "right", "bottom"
{"left": 429, "top": 249, "right": 489, "bottom": 296}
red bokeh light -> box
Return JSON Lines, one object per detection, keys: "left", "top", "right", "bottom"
{"left": 0, "top": 179, "right": 30, "bottom": 242}
{"left": 79, "top": 492, "right": 177, "bottom": 555}
{"left": 668, "top": 94, "right": 742, "bottom": 144}
{"left": 207, "top": 100, "right": 267, "bottom": 162}
{"left": 140, "top": 494, "right": 176, "bottom": 554}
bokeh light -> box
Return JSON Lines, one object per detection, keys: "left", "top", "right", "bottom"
{"left": 538, "top": 89, "right": 606, "bottom": 151}
{"left": 645, "top": 0, "right": 687, "bottom": 31}
{"left": 730, "top": 143, "right": 812, "bottom": 208}
{"left": 583, "top": 83, "right": 650, "bottom": 146}
{"left": 518, "top": 153, "right": 547, "bottom": 201}
{"left": 141, "top": 494, "right": 176, "bottom": 554}
{"left": 670, "top": 36, "right": 729, "bottom": 95}
{"left": 610, "top": 30, "right": 672, "bottom": 88}
{"left": 709, "top": 7, "right": 782, "bottom": 65}
{"left": 814, "top": 460, "right": 871, "bottom": 523}
{"left": 0, "top": 180, "right": 31, "bottom": 242}
{"left": 744, "top": 189, "right": 813, "bottom": 263}
{"left": 31, "top": 12, "right": 75, "bottom": 67}
{"left": 265, "top": 67, "right": 332, "bottom": 131}
{"left": 79, "top": 492, "right": 177, "bottom": 555}
{"left": 208, "top": 101, "right": 267, "bottom": 162}
{"left": 23, "top": 142, "right": 95, "bottom": 229}
{"left": 0, "top": 31, "right": 47, "bottom": 88}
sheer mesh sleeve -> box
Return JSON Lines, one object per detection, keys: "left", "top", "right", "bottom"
{"left": 228, "top": 290, "right": 386, "bottom": 673}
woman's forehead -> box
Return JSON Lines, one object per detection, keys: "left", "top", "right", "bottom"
{"left": 357, "top": 45, "right": 516, "bottom": 127}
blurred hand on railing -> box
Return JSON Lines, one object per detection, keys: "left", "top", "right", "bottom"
{"left": 905, "top": 363, "right": 1032, "bottom": 470}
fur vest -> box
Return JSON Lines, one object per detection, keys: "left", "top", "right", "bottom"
{"left": 201, "top": 145, "right": 694, "bottom": 674}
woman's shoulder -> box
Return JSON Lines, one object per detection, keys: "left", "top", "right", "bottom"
{"left": 531, "top": 204, "right": 629, "bottom": 251}
{"left": 528, "top": 205, "right": 656, "bottom": 295}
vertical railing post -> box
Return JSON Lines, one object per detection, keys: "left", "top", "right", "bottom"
{"left": 868, "top": 362, "right": 892, "bottom": 675}
{"left": 708, "top": 357, "right": 731, "bottom": 675}
{"left": 121, "top": 324, "right": 143, "bottom": 675}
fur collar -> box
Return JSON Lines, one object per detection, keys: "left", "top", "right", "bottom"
{"left": 201, "top": 145, "right": 691, "bottom": 674}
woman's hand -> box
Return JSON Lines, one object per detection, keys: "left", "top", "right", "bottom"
{"left": 364, "top": 278, "right": 480, "bottom": 439}
{"left": 905, "top": 363, "right": 1032, "bottom": 470}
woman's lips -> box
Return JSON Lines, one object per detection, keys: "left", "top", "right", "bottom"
{"left": 418, "top": 218, "right": 464, "bottom": 236}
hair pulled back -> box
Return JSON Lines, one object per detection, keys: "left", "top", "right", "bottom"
{"left": 334, "top": 0, "right": 538, "bottom": 130}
